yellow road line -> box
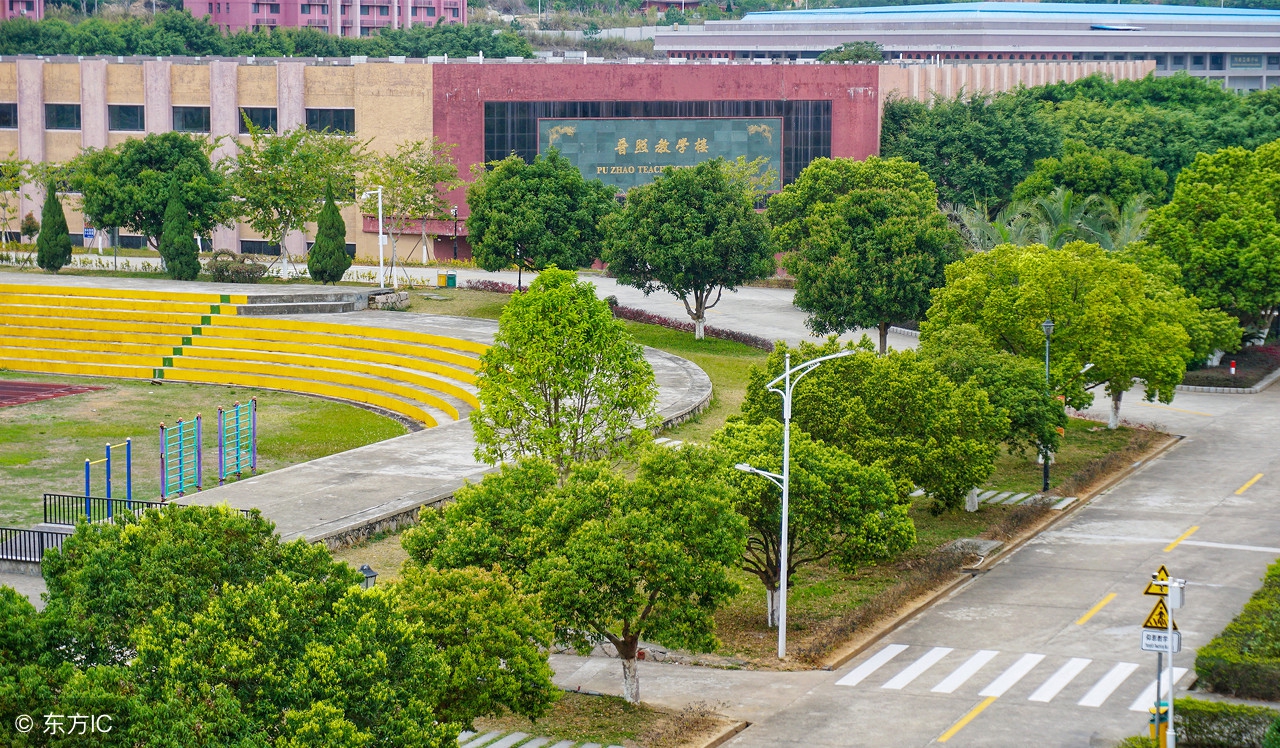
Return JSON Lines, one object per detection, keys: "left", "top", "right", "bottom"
{"left": 938, "top": 696, "right": 998, "bottom": 743}
{"left": 1133, "top": 402, "right": 1214, "bottom": 417}
{"left": 1164, "top": 526, "right": 1200, "bottom": 552}
{"left": 1075, "top": 592, "right": 1117, "bottom": 626}
{"left": 1235, "top": 473, "right": 1264, "bottom": 495}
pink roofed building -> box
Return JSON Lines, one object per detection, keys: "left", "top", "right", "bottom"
{"left": 3, "top": 0, "right": 44, "bottom": 21}
{"left": 188, "top": 0, "right": 465, "bottom": 36}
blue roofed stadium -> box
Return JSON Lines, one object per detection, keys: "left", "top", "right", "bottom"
{"left": 654, "top": 2, "right": 1280, "bottom": 91}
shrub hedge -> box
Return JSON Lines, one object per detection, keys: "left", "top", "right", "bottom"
{"left": 1195, "top": 559, "right": 1280, "bottom": 700}
{"left": 1174, "top": 698, "right": 1278, "bottom": 748}
{"left": 1265, "top": 718, "right": 1280, "bottom": 748}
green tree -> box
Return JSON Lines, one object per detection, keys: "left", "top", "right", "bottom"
{"left": 773, "top": 157, "right": 964, "bottom": 353}
{"left": 361, "top": 138, "right": 459, "bottom": 266}
{"left": 881, "top": 92, "right": 1061, "bottom": 208}
{"left": 923, "top": 241, "right": 1234, "bottom": 428}
{"left": 232, "top": 122, "right": 367, "bottom": 268}
{"left": 0, "top": 155, "right": 27, "bottom": 242}
{"left": 35, "top": 183, "right": 71, "bottom": 273}
{"left": 1146, "top": 140, "right": 1280, "bottom": 335}
{"left": 410, "top": 448, "right": 748, "bottom": 702}
{"left": 19, "top": 211, "right": 37, "bottom": 242}
{"left": 711, "top": 420, "right": 914, "bottom": 626}
{"left": 919, "top": 324, "right": 1067, "bottom": 456}
{"left": 470, "top": 268, "right": 658, "bottom": 474}
{"left": 742, "top": 338, "right": 1006, "bottom": 511}
{"left": 602, "top": 159, "right": 775, "bottom": 340}
{"left": 308, "top": 181, "right": 351, "bottom": 285}
{"left": 817, "top": 40, "right": 883, "bottom": 62}
{"left": 465, "top": 150, "right": 616, "bottom": 287}
{"left": 70, "top": 132, "right": 233, "bottom": 250}
{"left": 157, "top": 177, "right": 201, "bottom": 281}
{"left": 1013, "top": 142, "right": 1168, "bottom": 206}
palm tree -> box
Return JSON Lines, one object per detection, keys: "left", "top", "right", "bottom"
{"left": 1085, "top": 194, "right": 1150, "bottom": 251}
{"left": 1027, "top": 186, "right": 1103, "bottom": 249}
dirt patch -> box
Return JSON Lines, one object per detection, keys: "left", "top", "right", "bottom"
{"left": 1183, "top": 346, "right": 1280, "bottom": 388}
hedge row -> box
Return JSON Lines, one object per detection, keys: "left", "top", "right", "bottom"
{"left": 1174, "top": 698, "right": 1279, "bottom": 748}
{"left": 605, "top": 301, "right": 775, "bottom": 351}
{"left": 1195, "top": 559, "right": 1280, "bottom": 701}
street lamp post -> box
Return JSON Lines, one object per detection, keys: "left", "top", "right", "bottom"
{"left": 451, "top": 205, "right": 459, "bottom": 261}
{"left": 736, "top": 348, "right": 857, "bottom": 660}
{"left": 1042, "top": 318, "right": 1054, "bottom": 492}
{"left": 361, "top": 187, "right": 386, "bottom": 288}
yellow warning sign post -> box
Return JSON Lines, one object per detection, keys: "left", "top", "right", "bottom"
{"left": 1143, "top": 598, "right": 1179, "bottom": 631}
{"left": 1145, "top": 565, "right": 1170, "bottom": 596}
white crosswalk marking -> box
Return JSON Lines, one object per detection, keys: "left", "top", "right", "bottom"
{"left": 979, "top": 653, "right": 1046, "bottom": 697}
{"left": 836, "top": 644, "right": 909, "bottom": 687}
{"left": 1079, "top": 662, "right": 1141, "bottom": 707}
{"left": 882, "top": 647, "right": 953, "bottom": 690}
{"left": 1129, "top": 667, "right": 1189, "bottom": 712}
{"left": 1028, "top": 658, "right": 1092, "bottom": 702}
{"left": 932, "top": 649, "right": 999, "bottom": 693}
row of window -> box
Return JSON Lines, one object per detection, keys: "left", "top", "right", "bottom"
{"left": 243, "top": 239, "right": 356, "bottom": 257}
{"left": 0, "top": 103, "right": 355, "bottom": 134}
{"left": 1156, "top": 54, "right": 1280, "bottom": 72}
{"left": 215, "top": 1, "right": 456, "bottom": 15}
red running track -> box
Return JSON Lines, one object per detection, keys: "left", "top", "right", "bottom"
{"left": 0, "top": 381, "right": 104, "bottom": 408}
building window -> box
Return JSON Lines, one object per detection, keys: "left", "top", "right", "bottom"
{"left": 378, "top": 4, "right": 388, "bottom": 14}
{"left": 239, "top": 107, "right": 278, "bottom": 133}
{"left": 1191, "top": 55, "right": 1205, "bottom": 70}
{"left": 45, "top": 104, "right": 81, "bottom": 130}
{"left": 173, "top": 106, "right": 211, "bottom": 133}
{"left": 300, "top": 3, "right": 310, "bottom": 10}
{"left": 1230, "top": 54, "right": 1262, "bottom": 69}
{"left": 0, "top": 103, "right": 16, "bottom": 129}
{"left": 307, "top": 240, "right": 356, "bottom": 258}
{"left": 1210, "top": 54, "right": 1224, "bottom": 71}
{"left": 1154, "top": 55, "right": 1166, "bottom": 70}
{"left": 450, "top": 7, "right": 457, "bottom": 16}
{"left": 320, "top": 4, "right": 327, "bottom": 11}
{"left": 1269, "top": 55, "right": 1280, "bottom": 70}
{"left": 426, "top": 5, "right": 435, "bottom": 14}
{"left": 269, "top": 3, "right": 280, "bottom": 11}
{"left": 108, "top": 104, "right": 145, "bottom": 131}
{"left": 240, "top": 240, "right": 280, "bottom": 256}
{"left": 1172, "top": 55, "right": 1185, "bottom": 68}
{"left": 252, "top": 2, "right": 258, "bottom": 10}
{"left": 360, "top": 5, "right": 368, "bottom": 13}
{"left": 306, "top": 108, "right": 355, "bottom": 134}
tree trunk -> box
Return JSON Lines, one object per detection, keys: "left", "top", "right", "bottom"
{"left": 617, "top": 638, "right": 640, "bottom": 703}
{"left": 694, "top": 316, "right": 705, "bottom": 340}
{"left": 1108, "top": 390, "right": 1123, "bottom": 430}
{"left": 766, "top": 586, "right": 779, "bottom": 628}
{"left": 878, "top": 321, "right": 889, "bottom": 355}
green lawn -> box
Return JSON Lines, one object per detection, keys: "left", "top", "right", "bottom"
{"left": 983, "top": 417, "right": 1143, "bottom": 495}
{"left": 473, "top": 691, "right": 726, "bottom": 748}
{"left": 0, "top": 371, "right": 405, "bottom": 527}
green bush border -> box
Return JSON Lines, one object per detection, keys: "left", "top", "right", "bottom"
{"left": 1174, "top": 697, "right": 1278, "bottom": 748}
{"left": 1195, "top": 559, "right": 1280, "bottom": 701}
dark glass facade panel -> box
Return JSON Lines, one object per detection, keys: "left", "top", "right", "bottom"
{"left": 108, "top": 104, "right": 145, "bottom": 131}
{"left": 46, "top": 103, "right": 81, "bottom": 130}
{"left": 240, "top": 240, "right": 280, "bottom": 256}
{"left": 483, "top": 100, "right": 831, "bottom": 187}
{"left": 306, "top": 108, "right": 355, "bottom": 134}
{"left": 239, "top": 106, "right": 278, "bottom": 133}
{"left": 0, "top": 103, "right": 16, "bottom": 129}
{"left": 173, "top": 106, "right": 211, "bottom": 133}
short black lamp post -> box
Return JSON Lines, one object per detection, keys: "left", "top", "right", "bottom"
{"left": 451, "top": 206, "right": 459, "bottom": 261}
{"left": 359, "top": 564, "right": 378, "bottom": 589}
{"left": 1041, "top": 318, "right": 1055, "bottom": 492}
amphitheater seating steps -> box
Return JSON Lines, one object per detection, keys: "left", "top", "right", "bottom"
{"left": 0, "top": 283, "right": 485, "bottom": 427}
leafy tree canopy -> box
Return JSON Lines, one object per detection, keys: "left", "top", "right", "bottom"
{"left": 308, "top": 181, "right": 351, "bottom": 284}
{"left": 602, "top": 158, "right": 775, "bottom": 339}
{"left": 773, "top": 156, "right": 964, "bottom": 352}
{"left": 466, "top": 150, "right": 616, "bottom": 277}
{"left": 158, "top": 177, "right": 201, "bottom": 281}
{"left": 741, "top": 338, "right": 1006, "bottom": 511}
{"left": 469, "top": 267, "right": 658, "bottom": 474}
{"left": 1013, "top": 141, "right": 1168, "bottom": 205}
{"left": 35, "top": 184, "right": 71, "bottom": 273}
{"left": 817, "top": 41, "right": 883, "bottom": 62}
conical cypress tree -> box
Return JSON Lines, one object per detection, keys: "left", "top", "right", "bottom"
{"left": 308, "top": 182, "right": 351, "bottom": 285}
{"left": 158, "top": 179, "right": 200, "bottom": 281}
{"left": 35, "top": 184, "right": 71, "bottom": 273}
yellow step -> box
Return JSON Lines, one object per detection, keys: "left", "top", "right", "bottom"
{"left": 186, "top": 332, "right": 477, "bottom": 386}
{"left": 198, "top": 326, "right": 481, "bottom": 377}
{"left": 0, "top": 345, "right": 164, "bottom": 368}
{"left": 0, "top": 357, "right": 156, "bottom": 380}
{"left": 0, "top": 325, "right": 187, "bottom": 347}
{"left": 219, "top": 316, "right": 489, "bottom": 358}
{"left": 0, "top": 315, "right": 200, "bottom": 337}
{"left": 168, "top": 357, "right": 462, "bottom": 420}
{"left": 0, "top": 335, "right": 180, "bottom": 357}
{"left": 160, "top": 368, "right": 437, "bottom": 426}
{"left": 0, "top": 303, "right": 220, "bottom": 326}
{"left": 176, "top": 345, "right": 479, "bottom": 408}
{"left": 0, "top": 282, "right": 247, "bottom": 305}
{"left": 0, "top": 293, "right": 236, "bottom": 315}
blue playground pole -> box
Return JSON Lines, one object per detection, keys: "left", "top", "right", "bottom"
{"left": 84, "top": 459, "right": 90, "bottom": 519}
{"left": 105, "top": 443, "right": 113, "bottom": 519}
{"left": 126, "top": 438, "right": 132, "bottom": 507}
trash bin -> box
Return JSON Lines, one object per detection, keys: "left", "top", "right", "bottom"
{"left": 446, "top": 270, "right": 457, "bottom": 288}
{"left": 1149, "top": 703, "right": 1169, "bottom": 747}
{"left": 437, "top": 271, "right": 448, "bottom": 287}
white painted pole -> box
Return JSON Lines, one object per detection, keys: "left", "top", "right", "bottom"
{"left": 778, "top": 352, "right": 791, "bottom": 660}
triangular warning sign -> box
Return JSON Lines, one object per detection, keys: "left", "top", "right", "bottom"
{"left": 1144, "top": 565, "right": 1170, "bottom": 596}
{"left": 1143, "top": 598, "right": 1178, "bottom": 631}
